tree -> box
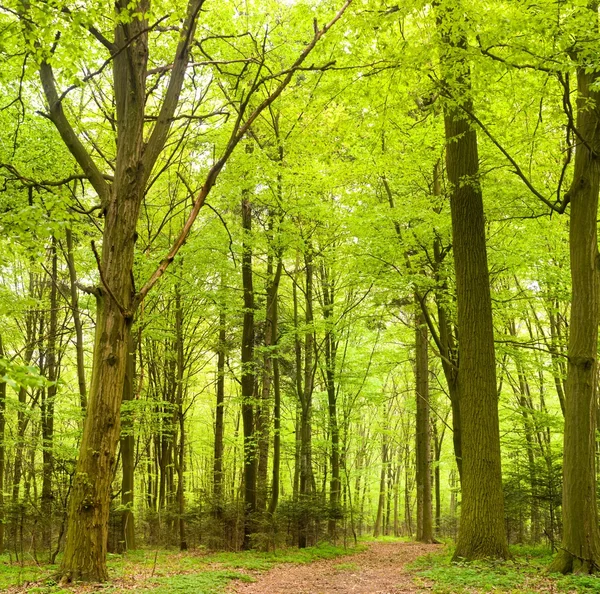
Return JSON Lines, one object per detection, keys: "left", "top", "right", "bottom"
{"left": 14, "top": 0, "right": 352, "bottom": 579}
{"left": 437, "top": 0, "right": 510, "bottom": 560}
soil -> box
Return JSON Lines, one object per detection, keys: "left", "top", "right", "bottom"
{"left": 228, "top": 541, "right": 441, "bottom": 594}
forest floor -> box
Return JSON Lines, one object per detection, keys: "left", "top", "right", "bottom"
{"left": 228, "top": 540, "right": 438, "bottom": 593}
{"left": 2, "top": 539, "right": 600, "bottom": 593}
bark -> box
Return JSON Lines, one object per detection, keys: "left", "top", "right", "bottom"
{"left": 174, "top": 286, "right": 187, "bottom": 551}
{"left": 256, "top": 249, "right": 281, "bottom": 512}
{"left": 432, "top": 417, "right": 444, "bottom": 535}
{"left": 64, "top": 229, "right": 87, "bottom": 411}
{"left": 321, "top": 264, "right": 341, "bottom": 539}
{"left": 213, "top": 309, "right": 226, "bottom": 518}
{"left": 241, "top": 195, "right": 257, "bottom": 549}
{"left": 373, "top": 431, "right": 387, "bottom": 538}
{"left": 120, "top": 334, "right": 135, "bottom": 552}
{"left": 267, "top": 273, "right": 282, "bottom": 516}
{"left": 41, "top": 238, "right": 58, "bottom": 557}
{"left": 438, "top": 0, "right": 509, "bottom": 560}
{"left": 0, "top": 336, "right": 6, "bottom": 553}
{"left": 298, "top": 249, "right": 315, "bottom": 549}
{"left": 415, "top": 306, "right": 434, "bottom": 543}
{"left": 549, "top": 64, "right": 600, "bottom": 574}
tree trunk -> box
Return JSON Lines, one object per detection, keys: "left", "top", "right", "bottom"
{"left": 438, "top": 0, "right": 509, "bottom": 560}
{"left": 0, "top": 336, "right": 6, "bottom": 553}
{"left": 174, "top": 286, "right": 187, "bottom": 551}
{"left": 241, "top": 195, "right": 257, "bottom": 550}
{"left": 268, "top": 275, "right": 282, "bottom": 516}
{"left": 415, "top": 305, "right": 434, "bottom": 543}
{"left": 120, "top": 334, "right": 136, "bottom": 552}
{"left": 64, "top": 228, "right": 87, "bottom": 411}
{"left": 41, "top": 238, "right": 58, "bottom": 558}
{"left": 214, "top": 308, "right": 226, "bottom": 518}
{"left": 549, "top": 64, "right": 600, "bottom": 574}
{"left": 322, "top": 264, "right": 341, "bottom": 540}
{"left": 298, "top": 250, "right": 315, "bottom": 549}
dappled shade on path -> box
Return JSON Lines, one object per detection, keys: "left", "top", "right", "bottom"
{"left": 229, "top": 541, "right": 440, "bottom": 594}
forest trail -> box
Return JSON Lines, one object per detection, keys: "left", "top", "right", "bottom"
{"left": 229, "top": 541, "right": 440, "bottom": 594}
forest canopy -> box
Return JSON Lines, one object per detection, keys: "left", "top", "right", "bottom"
{"left": 0, "top": 0, "right": 598, "bottom": 587}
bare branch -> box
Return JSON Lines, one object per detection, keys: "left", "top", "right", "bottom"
{"left": 133, "top": 0, "right": 353, "bottom": 309}
{"left": 39, "top": 61, "right": 111, "bottom": 205}
{"left": 142, "top": 0, "right": 205, "bottom": 184}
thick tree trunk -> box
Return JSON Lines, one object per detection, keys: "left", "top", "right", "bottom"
{"left": 549, "top": 65, "right": 600, "bottom": 574}
{"left": 415, "top": 306, "right": 434, "bottom": 543}
{"left": 438, "top": 0, "right": 509, "bottom": 560}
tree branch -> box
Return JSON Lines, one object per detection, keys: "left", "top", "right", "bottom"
{"left": 133, "top": 0, "right": 353, "bottom": 309}
{"left": 39, "top": 61, "right": 111, "bottom": 206}
{"left": 142, "top": 0, "right": 205, "bottom": 184}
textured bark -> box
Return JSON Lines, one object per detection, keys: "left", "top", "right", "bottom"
{"left": 241, "top": 195, "right": 257, "bottom": 549}
{"left": 549, "top": 65, "right": 600, "bottom": 574}
{"left": 438, "top": 0, "right": 509, "bottom": 560}
{"left": 415, "top": 307, "right": 434, "bottom": 543}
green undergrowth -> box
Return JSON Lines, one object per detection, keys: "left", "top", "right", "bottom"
{"left": 0, "top": 542, "right": 361, "bottom": 593}
{"left": 411, "top": 544, "right": 600, "bottom": 593}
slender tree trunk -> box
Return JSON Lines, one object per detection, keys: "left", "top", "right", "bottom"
{"left": 438, "top": 0, "right": 509, "bottom": 561}
{"left": 298, "top": 250, "right": 314, "bottom": 549}
{"left": 321, "top": 264, "right": 341, "bottom": 540}
{"left": 432, "top": 416, "right": 445, "bottom": 535}
{"left": 41, "top": 238, "right": 58, "bottom": 558}
{"left": 214, "top": 308, "right": 226, "bottom": 518}
{"left": 120, "top": 334, "right": 136, "bottom": 552}
{"left": 549, "top": 63, "right": 600, "bottom": 574}
{"left": 415, "top": 305, "right": 434, "bottom": 543}
{"left": 268, "top": 289, "right": 282, "bottom": 517}
{"left": 174, "top": 286, "right": 187, "bottom": 551}
{"left": 64, "top": 229, "right": 87, "bottom": 411}
{"left": 241, "top": 195, "right": 257, "bottom": 550}
{"left": 0, "top": 336, "right": 6, "bottom": 553}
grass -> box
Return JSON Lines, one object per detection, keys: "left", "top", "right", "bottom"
{"left": 412, "top": 544, "right": 600, "bottom": 593}
{"left": 0, "top": 542, "right": 361, "bottom": 593}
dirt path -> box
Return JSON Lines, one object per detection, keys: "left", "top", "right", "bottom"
{"left": 228, "top": 541, "right": 440, "bottom": 594}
